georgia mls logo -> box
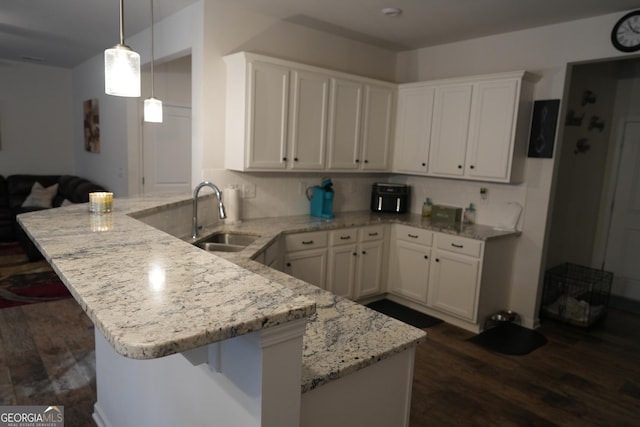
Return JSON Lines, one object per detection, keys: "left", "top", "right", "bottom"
{"left": 0, "top": 405, "right": 64, "bottom": 426}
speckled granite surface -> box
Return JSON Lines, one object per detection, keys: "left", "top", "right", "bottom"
{"left": 18, "top": 193, "right": 517, "bottom": 393}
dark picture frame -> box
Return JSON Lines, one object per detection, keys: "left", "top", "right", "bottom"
{"left": 528, "top": 99, "right": 560, "bottom": 158}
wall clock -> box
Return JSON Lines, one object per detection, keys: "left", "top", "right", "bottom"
{"left": 611, "top": 10, "right": 640, "bottom": 52}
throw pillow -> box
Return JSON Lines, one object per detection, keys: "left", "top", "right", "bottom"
{"left": 61, "top": 199, "right": 74, "bottom": 207}
{"left": 21, "top": 182, "right": 59, "bottom": 208}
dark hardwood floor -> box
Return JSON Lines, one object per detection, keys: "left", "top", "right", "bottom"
{"left": 0, "top": 298, "right": 638, "bottom": 426}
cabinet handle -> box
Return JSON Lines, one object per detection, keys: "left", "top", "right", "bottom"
{"left": 451, "top": 243, "right": 464, "bottom": 248}
{"left": 470, "top": 165, "right": 475, "bottom": 169}
{"left": 340, "top": 236, "right": 351, "bottom": 240}
{"left": 302, "top": 240, "right": 314, "bottom": 245}
{"left": 408, "top": 234, "right": 419, "bottom": 239}
{"left": 368, "top": 232, "right": 379, "bottom": 237}
{"left": 424, "top": 255, "right": 429, "bottom": 259}
{"left": 362, "top": 250, "right": 367, "bottom": 255}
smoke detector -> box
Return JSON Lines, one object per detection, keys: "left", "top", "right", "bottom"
{"left": 381, "top": 7, "right": 402, "bottom": 17}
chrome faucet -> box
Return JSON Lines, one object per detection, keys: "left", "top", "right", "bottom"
{"left": 192, "top": 181, "right": 226, "bottom": 239}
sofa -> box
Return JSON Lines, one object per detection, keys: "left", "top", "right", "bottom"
{"left": 0, "top": 174, "right": 106, "bottom": 259}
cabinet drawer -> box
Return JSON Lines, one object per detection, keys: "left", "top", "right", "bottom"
{"left": 436, "top": 234, "right": 482, "bottom": 258}
{"left": 395, "top": 224, "right": 433, "bottom": 246}
{"left": 285, "top": 231, "right": 328, "bottom": 251}
{"left": 329, "top": 228, "right": 358, "bottom": 246}
{"left": 360, "top": 225, "right": 384, "bottom": 242}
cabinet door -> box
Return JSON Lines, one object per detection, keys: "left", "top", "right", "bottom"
{"left": 428, "top": 83, "right": 473, "bottom": 177}
{"left": 327, "top": 243, "right": 358, "bottom": 299}
{"left": 393, "top": 86, "right": 435, "bottom": 174}
{"left": 389, "top": 240, "right": 431, "bottom": 303}
{"left": 360, "top": 84, "right": 393, "bottom": 170}
{"left": 355, "top": 239, "right": 384, "bottom": 298}
{"left": 428, "top": 250, "right": 480, "bottom": 321}
{"left": 289, "top": 70, "right": 330, "bottom": 170}
{"left": 284, "top": 248, "right": 327, "bottom": 289}
{"left": 465, "top": 79, "right": 519, "bottom": 181}
{"left": 246, "top": 61, "right": 289, "bottom": 169}
{"left": 326, "top": 78, "right": 363, "bottom": 170}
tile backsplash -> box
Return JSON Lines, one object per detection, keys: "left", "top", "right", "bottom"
{"left": 200, "top": 169, "right": 527, "bottom": 230}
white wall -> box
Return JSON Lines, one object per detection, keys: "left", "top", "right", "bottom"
{"left": 0, "top": 61, "right": 73, "bottom": 175}
{"left": 396, "top": 10, "right": 640, "bottom": 327}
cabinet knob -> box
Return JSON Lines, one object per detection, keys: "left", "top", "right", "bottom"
{"left": 353, "top": 252, "right": 357, "bottom": 256}
{"left": 457, "top": 165, "right": 462, "bottom": 169}
{"left": 286, "top": 262, "right": 291, "bottom": 267}
{"left": 435, "top": 258, "right": 440, "bottom": 262}
{"left": 355, "top": 159, "right": 360, "bottom": 163}
{"left": 470, "top": 165, "right": 475, "bottom": 169}
{"left": 364, "top": 160, "right": 369, "bottom": 164}
{"left": 421, "top": 162, "right": 426, "bottom": 167}
{"left": 424, "top": 255, "right": 429, "bottom": 259}
{"left": 294, "top": 157, "right": 299, "bottom": 162}
{"left": 362, "top": 250, "right": 367, "bottom": 255}
{"left": 283, "top": 157, "right": 287, "bottom": 161}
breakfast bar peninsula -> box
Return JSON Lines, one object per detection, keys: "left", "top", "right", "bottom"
{"left": 18, "top": 193, "right": 426, "bottom": 427}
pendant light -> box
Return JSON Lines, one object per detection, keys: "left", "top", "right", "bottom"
{"left": 144, "top": 0, "right": 163, "bottom": 122}
{"left": 104, "top": 0, "right": 141, "bottom": 97}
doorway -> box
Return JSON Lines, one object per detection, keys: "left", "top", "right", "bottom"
{"left": 546, "top": 57, "right": 640, "bottom": 312}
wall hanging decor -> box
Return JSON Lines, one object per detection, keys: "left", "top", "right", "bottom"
{"left": 83, "top": 98, "right": 100, "bottom": 153}
{"left": 581, "top": 90, "right": 596, "bottom": 106}
{"left": 574, "top": 138, "right": 590, "bottom": 154}
{"left": 589, "top": 116, "right": 605, "bottom": 132}
{"left": 528, "top": 99, "right": 561, "bottom": 158}
{"left": 565, "top": 109, "right": 584, "bottom": 126}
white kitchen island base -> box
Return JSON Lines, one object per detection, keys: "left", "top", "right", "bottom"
{"left": 92, "top": 323, "right": 417, "bottom": 427}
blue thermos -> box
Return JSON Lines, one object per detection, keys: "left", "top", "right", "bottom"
{"left": 307, "top": 177, "right": 335, "bottom": 219}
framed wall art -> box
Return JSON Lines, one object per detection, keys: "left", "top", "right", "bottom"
{"left": 528, "top": 99, "right": 560, "bottom": 158}
{"left": 83, "top": 98, "right": 100, "bottom": 153}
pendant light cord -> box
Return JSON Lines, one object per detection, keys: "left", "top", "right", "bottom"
{"left": 119, "top": 0, "right": 125, "bottom": 45}
{"left": 150, "top": 0, "right": 155, "bottom": 98}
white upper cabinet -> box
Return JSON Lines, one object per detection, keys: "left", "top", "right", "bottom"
{"left": 289, "top": 69, "right": 330, "bottom": 170}
{"left": 393, "top": 86, "right": 435, "bottom": 174}
{"left": 326, "top": 78, "right": 363, "bottom": 170}
{"left": 224, "top": 52, "right": 395, "bottom": 172}
{"left": 428, "top": 83, "right": 473, "bottom": 178}
{"left": 394, "top": 71, "right": 533, "bottom": 183}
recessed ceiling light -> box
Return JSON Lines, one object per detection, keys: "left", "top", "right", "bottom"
{"left": 381, "top": 7, "right": 402, "bottom": 17}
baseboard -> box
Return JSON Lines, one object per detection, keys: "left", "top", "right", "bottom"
{"left": 609, "top": 295, "right": 640, "bottom": 314}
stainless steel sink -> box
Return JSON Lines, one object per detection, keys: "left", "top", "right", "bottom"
{"left": 194, "top": 232, "right": 259, "bottom": 252}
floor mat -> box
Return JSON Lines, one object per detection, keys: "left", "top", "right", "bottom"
{"left": 366, "top": 299, "right": 443, "bottom": 328}
{"left": 468, "top": 322, "right": 547, "bottom": 355}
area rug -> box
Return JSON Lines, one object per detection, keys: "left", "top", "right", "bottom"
{"left": 468, "top": 322, "right": 547, "bottom": 355}
{"left": 0, "top": 242, "right": 71, "bottom": 308}
{"left": 366, "top": 299, "right": 443, "bottom": 328}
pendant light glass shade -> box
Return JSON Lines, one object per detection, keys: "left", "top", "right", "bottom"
{"left": 105, "top": 44, "right": 141, "bottom": 97}
{"left": 144, "top": 0, "right": 163, "bottom": 122}
{"left": 104, "top": 0, "right": 141, "bottom": 97}
{"left": 144, "top": 97, "right": 163, "bottom": 122}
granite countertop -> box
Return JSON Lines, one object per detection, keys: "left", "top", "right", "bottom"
{"left": 18, "top": 194, "right": 517, "bottom": 393}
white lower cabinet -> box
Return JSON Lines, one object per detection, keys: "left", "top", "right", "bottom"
{"left": 283, "top": 231, "right": 328, "bottom": 289}
{"left": 427, "top": 235, "right": 482, "bottom": 322}
{"left": 388, "top": 225, "right": 433, "bottom": 303}
{"left": 388, "top": 225, "right": 488, "bottom": 325}
{"left": 327, "top": 226, "right": 386, "bottom": 300}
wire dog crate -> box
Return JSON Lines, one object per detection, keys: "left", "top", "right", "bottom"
{"left": 541, "top": 263, "right": 613, "bottom": 327}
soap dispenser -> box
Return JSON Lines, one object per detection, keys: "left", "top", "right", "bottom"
{"left": 422, "top": 198, "right": 432, "bottom": 217}
{"left": 463, "top": 203, "right": 476, "bottom": 225}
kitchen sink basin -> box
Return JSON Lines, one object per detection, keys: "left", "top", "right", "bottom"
{"left": 194, "top": 232, "right": 259, "bottom": 252}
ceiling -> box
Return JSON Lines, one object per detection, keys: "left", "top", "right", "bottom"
{"left": 1, "top": 0, "right": 639, "bottom": 68}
